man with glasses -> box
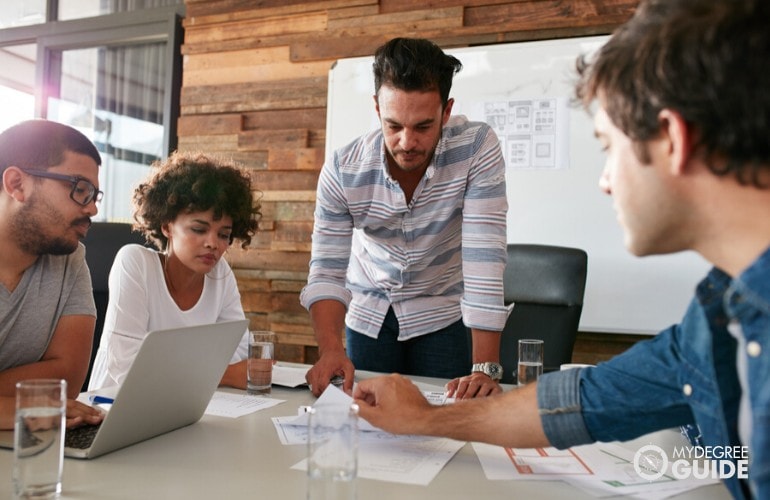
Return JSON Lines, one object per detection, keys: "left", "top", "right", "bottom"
{"left": 0, "top": 119, "right": 105, "bottom": 429}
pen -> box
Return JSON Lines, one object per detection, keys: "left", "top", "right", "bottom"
{"left": 89, "top": 395, "right": 115, "bottom": 405}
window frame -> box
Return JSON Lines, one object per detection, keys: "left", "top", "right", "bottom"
{"left": 0, "top": 4, "right": 184, "bottom": 154}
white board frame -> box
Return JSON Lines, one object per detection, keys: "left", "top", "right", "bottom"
{"left": 325, "top": 36, "right": 710, "bottom": 335}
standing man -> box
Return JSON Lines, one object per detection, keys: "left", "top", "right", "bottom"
{"left": 0, "top": 120, "right": 105, "bottom": 428}
{"left": 302, "top": 38, "right": 509, "bottom": 398}
{"left": 354, "top": 1, "right": 770, "bottom": 498}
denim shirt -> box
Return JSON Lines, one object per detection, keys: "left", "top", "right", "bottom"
{"left": 537, "top": 246, "right": 770, "bottom": 499}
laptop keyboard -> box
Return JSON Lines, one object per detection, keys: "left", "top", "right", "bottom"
{"left": 65, "top": 423, "right": 102, "bottom": 449}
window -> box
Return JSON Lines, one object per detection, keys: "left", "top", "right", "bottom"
{"left": 0, "top": 44, "right": 36, "bottom": 129}
{"left": 0, "top": 1, "right": 184, "bottom": 221}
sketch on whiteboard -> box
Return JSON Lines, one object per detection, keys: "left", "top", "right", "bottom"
{"left": 479, "top": 97, "right": 568, "bottom": 170}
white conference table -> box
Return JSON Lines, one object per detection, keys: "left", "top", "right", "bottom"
{"left": 1, "top": 370, "right": 731, "bottom": 499}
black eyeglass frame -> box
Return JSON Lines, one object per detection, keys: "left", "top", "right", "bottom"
{"left": 18, "top": 168, "right": 103, "bottom": 206}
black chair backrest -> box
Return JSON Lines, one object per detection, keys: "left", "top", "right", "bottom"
{"left": 80, "top": 222, "right": 147, "bottom": 391}
{"left": 499, "top": 244, "right": 588, "bottom": 384}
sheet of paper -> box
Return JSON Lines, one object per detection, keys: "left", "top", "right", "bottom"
{"left": 281, "top": 385, "right": 452, "bottom": 432}
{"left": 272, "top": 364, "right": 309, "bottom": 388}
{"left": 280, "top": 385, "right": 380, "bottom": 431}
{"left": 474, "top": 442, "right": 596, "bottom": 480}
{"left": 272, "top": 415, "right": 309, "bottom": 445}
{"left": 473, "top": 441, "right": 719, "bottom": 499}
{"left": 276, "top": 384, "right": 464, "bottom": 485}
{"left": 560, "top": 443, "right": 720, "bottom": 499}
{"left": 291, "top": 433, "right": 465, "bottom": 486}
{"left": 205, "top": 391, "right": 285, "bottom": 418}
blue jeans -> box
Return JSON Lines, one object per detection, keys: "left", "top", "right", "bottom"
{"left": 346, "top": 307, "right": 471, "bottom": 378}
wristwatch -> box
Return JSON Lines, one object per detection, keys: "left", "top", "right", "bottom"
{"left": 471, "top": 362, "right": 503, "bottom": 381}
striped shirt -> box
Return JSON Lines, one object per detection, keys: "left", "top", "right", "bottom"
{"left": 300, "top": 115, "right": 509, "bottom": 340}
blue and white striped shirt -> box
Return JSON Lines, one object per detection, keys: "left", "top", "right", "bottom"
{"left": 300, "top": 115, "right": 509, "bottom": 340}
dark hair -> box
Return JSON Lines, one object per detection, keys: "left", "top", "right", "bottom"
{"left": 132, "top": 151, "right": 261, "bottom": 250}
{"left": 0, "top": 119, "right": 101, "bottom": 173}
{"left": 373, "top": 37, "right": 462, "bottom": 106}
{"left": 575, "top": 0, "right": 770, "bottom": 187}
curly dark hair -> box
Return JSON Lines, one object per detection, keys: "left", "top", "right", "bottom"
{"left": 132, "top": 151, "right": 260, "bottom": 250}
{"left": 373, "top": 37, "right": 462, "bottom": 107}
{"left": 575, "top": 0, "right": 770, "bottom": 187}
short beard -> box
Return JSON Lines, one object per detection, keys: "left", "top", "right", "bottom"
{"left": 11, "top": 194, "right": 81, "bottom": 255}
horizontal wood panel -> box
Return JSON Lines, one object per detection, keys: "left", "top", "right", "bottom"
{"left": 464, "top": 0, "right": 636, "bottom": 30}
{"left": 186, "top": 0, "right": 375, "bottom": 26}
{"left": 249, "top": 169, "right": 320, "bottom": 191}
{"left": 257, "top": 190, "right": 316, "bottom": 202}
{"left": 228, "top": 247, "right": 310, "bottom": 272}
{"left": 184, "top": 60, "right": 333, "bottom": 87}
{"left": 180, "top": 77, "right": 328, "bottom": 113}
{"left": 184, "top": 46, "right": 290, "bottom": 71}
{"left": 238, "top": 129, "right": 310, "bottom": 150}
{"left": 379, "top": 0, "right": 520, "bottom": 13}
{"left": 184, "top": 14, "right": 327, "bottom": 45}
{"left": 268, "top": 148, "right": 324, "bottom": 171}
{"left": 243, "top": 108, "right": 326, "bottom": 131}
{"left": 326, "top": 6, "right": 462, "bottom": 31}
{"left": 177, "top": 114, "right": 243, "bottom": 136}
{"left": 233, "top": 268, "right": 309, "bottom": 282}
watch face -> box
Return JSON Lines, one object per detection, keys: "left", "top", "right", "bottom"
{"left": 472, "top": 363, "right": 503, "bottom": 380}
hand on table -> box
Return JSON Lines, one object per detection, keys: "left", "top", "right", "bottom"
{"left": 305, "top": 350, "right": 354, "bottom": 397}
{"left": 445, "top": 372, "right": 502, "bottom": 399}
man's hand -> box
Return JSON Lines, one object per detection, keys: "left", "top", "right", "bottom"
{"left": 65, "top": 399, "right": 104, "bottom": 429}
{"left": 305, "top": 350, "right": 355, "bottom": 397}
{"left": 445, "top": 372, "right": 502, "bottom": 399}
{"left": 353, "top": 374, "right": 433, "bottom": 435}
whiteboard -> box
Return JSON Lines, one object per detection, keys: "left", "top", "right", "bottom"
{"left": 325, "top": 36, "right": 710, "bottom": 335}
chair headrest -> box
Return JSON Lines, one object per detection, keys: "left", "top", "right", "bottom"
{"left": 504, "top": 244, "right": 587, "bottom": 306}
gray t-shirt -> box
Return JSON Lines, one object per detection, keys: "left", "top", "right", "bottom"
{"left": 0, "top": 243, "right": 96, "bottom": 370}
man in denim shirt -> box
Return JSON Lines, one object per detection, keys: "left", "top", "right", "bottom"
{"left": 353, "top": 1, "right": 769, "bottom": 498}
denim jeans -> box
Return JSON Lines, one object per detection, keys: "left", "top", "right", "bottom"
{"left": 346, "top": 307, "right": 471, "bottom": 378}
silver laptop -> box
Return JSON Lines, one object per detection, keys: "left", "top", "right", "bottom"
{"left": 1, "top": 319, "right": 248, "bottom": 459}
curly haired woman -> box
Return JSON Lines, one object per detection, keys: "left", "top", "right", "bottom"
{"left": 88, "top": 151, "right": 260, "bottom": 390}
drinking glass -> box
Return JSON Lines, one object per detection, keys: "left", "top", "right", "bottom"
{"left": 517, "top": 339, "right": 544, "bottom": 386}
{"left": 13, "top": 379, "right": 67, "bottom": 499}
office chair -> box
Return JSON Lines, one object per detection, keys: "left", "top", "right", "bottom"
{"left": 81, "top": 222, "right": 147, "bottom": 391}
{"left": 499, "top": 244, "right": 588, "bottom": 384}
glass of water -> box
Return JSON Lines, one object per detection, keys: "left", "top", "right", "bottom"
{"left": 247, "top": 330, "right": 276, "bottom": 395}
{"left": 307, "top": 403, "right": 358, "bottom": 500}
{"left": 517, "top": 339, "right": 544, "bottom": 386}
{"left": 14, "top": 379, "right": 67, "bottom": 499}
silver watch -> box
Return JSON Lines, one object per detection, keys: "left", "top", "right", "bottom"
{"left": 471, "top": 362, "right": 503, "bottom": 381}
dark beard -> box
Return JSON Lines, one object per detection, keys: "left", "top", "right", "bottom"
{"left": 11, "top": 194, "right": 84, "bottom": 255}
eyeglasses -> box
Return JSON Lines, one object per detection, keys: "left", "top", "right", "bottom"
{"left": 19, "top": 168, "right": 103, "bottom": 206}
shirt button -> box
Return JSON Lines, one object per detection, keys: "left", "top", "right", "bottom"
{"left": 747, "top": 341, "right": 762, "bottom": 357}
{"left": 683, "top": 384, "right": 693, "bottom": 396}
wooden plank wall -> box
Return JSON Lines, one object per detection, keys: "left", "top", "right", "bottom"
{"left": 178, "top": 0, "right": 639, "bottom": 364}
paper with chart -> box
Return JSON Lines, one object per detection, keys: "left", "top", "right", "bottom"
{"left": 457, "top": 96, "right": 570, "bottom": 171}
{"left": 473, "top": 441, "right": 719, "bottom": 498}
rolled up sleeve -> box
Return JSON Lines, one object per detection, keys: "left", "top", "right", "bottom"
{"left": 536, "top": 368, "right": 594, "bottom": 449}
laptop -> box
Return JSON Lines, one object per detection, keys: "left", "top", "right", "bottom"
{"left": 1, "top": 319, "right": 248, "bottom": 459}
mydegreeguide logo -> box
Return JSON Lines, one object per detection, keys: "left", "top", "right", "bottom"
{"left": 633, "top": 444, "right": 749, "bottom": 481}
